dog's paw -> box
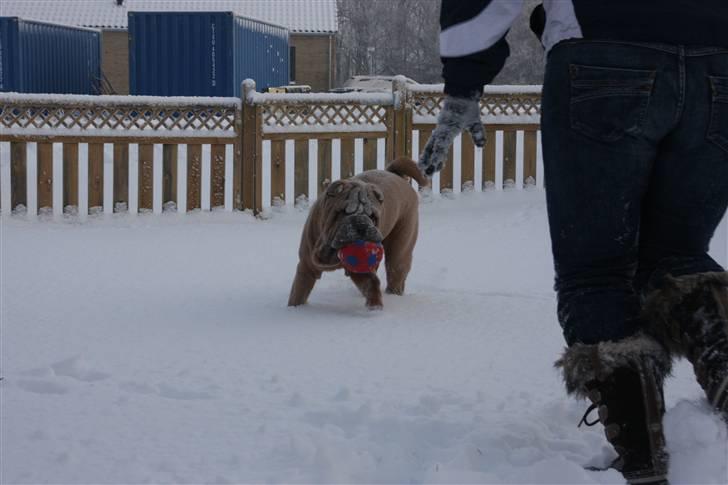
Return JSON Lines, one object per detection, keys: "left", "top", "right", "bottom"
{"left": 366, "top": 302, "right": 383, "bottom": 311}
{"left": 385, "top": 286, "right": 404, "bottom": 296}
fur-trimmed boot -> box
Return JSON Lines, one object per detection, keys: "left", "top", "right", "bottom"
{"left": 643, "top": 271, "right": 728, "bottom": 416}
{"left": 556, "top": 333, "right": 672, "bottom": 484}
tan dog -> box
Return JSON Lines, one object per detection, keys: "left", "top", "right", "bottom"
{"left": 288, "top": 158, "right": 428, "bottom": 309}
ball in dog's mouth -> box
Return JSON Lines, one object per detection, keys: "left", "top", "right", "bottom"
{"left": 338, "top": 240, "right": 384, "bottom": 274}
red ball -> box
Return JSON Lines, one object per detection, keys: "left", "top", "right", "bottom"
{"left": 338, "top": 240, "right": 384, "bottom": 274}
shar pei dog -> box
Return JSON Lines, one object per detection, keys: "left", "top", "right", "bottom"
{"left": 288, "top": 158, "right": 428, "bottom": 309}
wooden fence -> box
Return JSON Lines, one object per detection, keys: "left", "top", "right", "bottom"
{"left": 0, "top": 77, "right": 542, "bottom": 217}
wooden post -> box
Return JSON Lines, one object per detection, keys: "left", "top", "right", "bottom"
{"left": 63, "top": 143, "right": 79, "bottom": 210}
{"left": 114, "top": 143, "right": 129, "bottom": 211}
{"left": 271, "top": 140, "right": 285, "bottom": 204}
{"left": 186, "top": 144, "right": 202, "bottom": 210}
{"left": 138, "top": 144, "right": 153, "bottom": 211}
{"left": 340, "top": 138, "right": 355, "bottom": 178}
{"left": 318, "top": 138, "right": 332, "bottom": 193}
{"left": 385, "top": 107, "right": 395, "bottom": 162}
{"left": 363, "top": 138, "right": 377, "bottom": 171}
{"left": 233, "top": 112, "right": 244, "bottom": 211}
{"left": 392, "top": 76, "right": 412, "bottom": 160}
{"left": 37, "top": 142, "right": 53, "bottom": 211}
{"left": 294, "top": 139, "right": 308, "bottom": 201}
{"left": 88, "top": 143, "right": 104, "bottom": 212}
{"left": 419, "top": 128, "right": 433, "bottom": 190}
{"left": 241, "top": 80, "right": 263, "bottom": 214}
{"left": 524, "top": 130, "right": 537, "bottom": 185}
{"left": 162, "top": 144, "right": 177, "bottom": 208}
{"left": 503, "top": 130, "right": 517, "bottom": 185}
{"left": 440, "top": 143, "right": 454, "bottom": 192}
{"left": 461, "top": 134, "right": 475, "bottom": 189}
{"left": 483, "top": 127, "right": 496, "bottom": 187}
{"left": 210, "top": 144, "right": 226, "bottom": 208}
{"left": 11, "top": 142, "right": 27, "bottom": 211}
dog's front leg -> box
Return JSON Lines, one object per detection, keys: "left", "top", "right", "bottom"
{"left": 349, "top": 273, "right": 383, "bottom": 310}
{"left": 288, "top": 263, "right": 320, "bottom": 306}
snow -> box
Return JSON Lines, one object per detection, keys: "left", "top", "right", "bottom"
{"left": 1, "top": 128, "right": 236, "bottom": 139}
{"left": 248, "top": 91, "right": 393, "bottom": 106}
{"left": 413, "top": 114, "right": 541, "bottom": 125}
{"left": 0, "top": 0, "right": 128, "bottom": 30}
{"left": 129, "top": 0, "right": 338, "bottom": 34}
{"left": 0, "top": 92, "right": 241, "bottom": 108}
{"left": 0, "top": 0, "right": 338, "bottom": 34}
{"left": 2, "top": 190, "right": 727, "bottom": 484}
{"left": 0, "top": 17, "right": 101, "bottom": 33}
{"left": 412, "top": 84, "right": 543, "bottom": 95}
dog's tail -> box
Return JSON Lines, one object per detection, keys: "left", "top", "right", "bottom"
{"left": 386, "top": 157, "right": 428, "bottom": 187}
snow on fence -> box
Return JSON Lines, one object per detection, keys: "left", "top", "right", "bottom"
{"left": 0, "top": 77, "right": 543, "bottom": 218}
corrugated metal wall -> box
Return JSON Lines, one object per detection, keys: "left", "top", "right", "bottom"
{"left": 129, "top": 11, "right": 289, "bottom": 96}
{"left": 0, "top": 18, "right": 20, "bottom": 91}
{"left": 232, "top": 16, "right": 289, "bottom": 93}
{"left": 0, "top": 17, "right": 101, "bottom": 94}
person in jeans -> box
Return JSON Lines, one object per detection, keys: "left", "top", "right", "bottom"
{"left": 418, "top": 1, "right": 728, "bottom": 483}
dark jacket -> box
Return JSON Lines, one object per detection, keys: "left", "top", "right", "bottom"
{"left": 441, "top": 0, "right": 728, "bottom": 97}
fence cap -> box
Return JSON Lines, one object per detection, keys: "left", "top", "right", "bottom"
{"left": 0, "top": 92, "right": 241, "bottom": 108}
{"left": 411, "top": 84, "right": 542, "bottom": 94}
{"left": 247, "top": 91, "right": 393, "bottom": 106}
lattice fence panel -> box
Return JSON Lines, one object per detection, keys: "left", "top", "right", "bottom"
{"left": 411, "top": 92, "right": 542, "bottom": 120}
{"left": 261, "top": 103, "right": 389, "bottom": 130}
{"left": 1, "top": 103, "right": 238, "bottom": 133}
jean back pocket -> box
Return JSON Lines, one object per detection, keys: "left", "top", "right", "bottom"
{"left": 570, "top": 64, "right": 656, "bottom": 142}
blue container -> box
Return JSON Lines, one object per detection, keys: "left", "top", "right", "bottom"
{"left": 129, "top": 11, "right": 289, "bottom": 96}
{"left": 0, "top": 17, "right": 101, "bottom": 94}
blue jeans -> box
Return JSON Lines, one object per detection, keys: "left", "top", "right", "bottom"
{"left": 541, "top": 41, "right": 728, "bottom": 346}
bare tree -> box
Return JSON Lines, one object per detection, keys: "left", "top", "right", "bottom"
{"left": 336, "top": 0, "right": 441, "bottom": 84}
{"left": 494, "top": 0, "right": 545, "bottom": 85}
{"left": 336, "top": 0, "right": 544, "bottom": 87}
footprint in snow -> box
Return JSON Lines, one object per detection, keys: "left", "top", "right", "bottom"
{"left": 51, "top": 356, "right": 111, "bottom": 382}
{"left": 16, "top": 379, "right": 69, "bottom": 395}
{"left": 119, "top": 381, "right": 214, "bottom": 400}
{"left": 119, "top": 381, "right": 157, "bottom": 395}
{"left": 157, "top": 383, "right": 214, "bottom": 400}
{"left": 13, "top": 357, "right": 110, "bottom": 394}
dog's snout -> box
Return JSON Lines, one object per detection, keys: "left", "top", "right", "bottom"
{"left": 330, "top": 215, "right": 383, "bottom": 249}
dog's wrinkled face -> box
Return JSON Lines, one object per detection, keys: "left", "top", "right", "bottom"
{"left": 315, "top": 179, "right": 384, "bottom": 264}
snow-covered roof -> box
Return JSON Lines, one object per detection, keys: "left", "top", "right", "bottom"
{"left": 0, "top": 0, "right": 338, "bottom": 34}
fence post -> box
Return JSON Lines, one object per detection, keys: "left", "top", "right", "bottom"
{"left": 392, "top": 76, "right": 413, "bottom": 160}
{"left": 241, "top": 79, "right": 263, "bottom": 215}
{"left": 233, "top": 102, "right": 244, "bottom": 211}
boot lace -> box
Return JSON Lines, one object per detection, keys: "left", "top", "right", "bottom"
{"left": 578, "top": 402, "right": 601, "bottom": 427}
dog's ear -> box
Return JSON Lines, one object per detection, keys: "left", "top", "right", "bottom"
{"left": 326, "top": 180, "right": 346, "bottom": 196}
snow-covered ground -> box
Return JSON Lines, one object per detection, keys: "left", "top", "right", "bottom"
{"left": 2, "top": 190, "right": 726, "bottom": 484}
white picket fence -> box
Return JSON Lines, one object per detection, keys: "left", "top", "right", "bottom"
{"left": 252, "top": 128, "right": 544, "bottom": 211}
{"left": 0, "top": 141, "right": 236, "bottom": 217}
